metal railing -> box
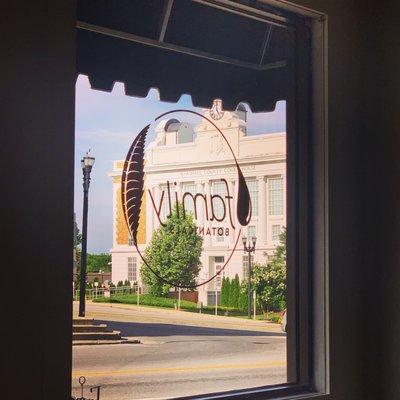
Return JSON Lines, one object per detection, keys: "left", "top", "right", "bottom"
{"left": 73, "top": 285, "right": 140, "bottom": 301}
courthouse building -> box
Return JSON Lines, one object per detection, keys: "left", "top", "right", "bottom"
{"left": 109, "top": 103, "right": 286, "bottom": 305}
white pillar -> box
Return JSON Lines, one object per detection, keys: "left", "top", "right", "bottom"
{"left": 258, "top": 176, "right": 267, "bottom": 246}
{"left": 154, "top": 185, "right": 161, "bottom": 229}
{"left": 146, "top": 185, "right": 154, "bottom": 243}
{"left": 196, "top": 181, "right": 205, "bottom": 225}
{"left": 229, "top": 179, "right": 236, "bottom": 246}
{"left": 176, "top": 181, "right": 182, "bottom": 201}
{"left": 204, "top": 180, "right": 212, "bottom": 247}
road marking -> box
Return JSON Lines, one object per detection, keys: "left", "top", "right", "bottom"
{"left": 72, "top": 361, "right": 286, "bottom": 378}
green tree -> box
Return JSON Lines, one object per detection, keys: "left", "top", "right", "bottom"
{"left": 73, "top": 216, "right": 82, "bottom": 281}
{"left": 87, "top": 253, "right": 111, "bottom": 273}
{"left": 141, "top": 203, "right": 203, "bottom": 297}
{"left": 230, "top": 274, "right": 240, "bottom": 308}
{"left": 238, "top": 281, "right": 248, "bottom": 311}
{"left": 252, "top": 229, "right": 287, "bottom": 312}
{"left": 220, "top": 277, "right": 227, "bottom": 306}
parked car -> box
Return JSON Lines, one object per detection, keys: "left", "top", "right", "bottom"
{"left": 281, "top": 309, "right": 287, "bottom": 332}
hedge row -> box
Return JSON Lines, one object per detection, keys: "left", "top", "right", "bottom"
{"left": 93, "top": 294, "right": 239, "bottom": 314}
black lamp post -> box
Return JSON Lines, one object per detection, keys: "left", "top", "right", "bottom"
{"left": 243, "top": 235, "right": 256, "bottom": 319}
{"left": 79, "top": 150, "right": 95, "bottom": 317}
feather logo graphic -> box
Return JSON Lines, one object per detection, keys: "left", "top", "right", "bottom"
{"left": 121, "top": 125, "right": 149, "bottom": 244}
{"left": 121, "top": 110, "right": 252, "bottom": 289}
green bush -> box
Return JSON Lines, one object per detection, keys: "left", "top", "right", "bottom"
{"left": 265, "top": 312, "right": 282, "bottom": 324}
{"left": 229, "top": 274, "right": 240, "bottom": 308}
{"left": 92, "top": 293, "right": 254, "bottom": 317}
{"left": 94, "top": 294, "right": 199, "bottom": 310}
{"left": 220, "top": 277, "right": 230, "bottom": 306}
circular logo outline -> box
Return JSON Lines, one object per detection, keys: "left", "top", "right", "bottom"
{"left": 122, "top": 109, "right": 252, "bottom": 289}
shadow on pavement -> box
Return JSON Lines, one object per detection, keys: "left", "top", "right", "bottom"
{"left": 95, "top": 320, "right": 286, "bottom": 337}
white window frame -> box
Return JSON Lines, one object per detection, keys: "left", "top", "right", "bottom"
{"left": 127, "top": 257, "right": 137, "bottom": 283}
{"left": 268, "top": 177, "right": 284, "bottom": 216}
{"left": 246, "top": 178, "right": 259, "bottom": 217}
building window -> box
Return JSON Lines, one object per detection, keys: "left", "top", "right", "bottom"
{"left": 242, "top": 254, "right": 254, "bottom": 280}
{"left": 247, "top": 225, "right": 256, "bottom": 239}
{"left": 246, "top": 179, "right": 258, "bottom": 216}
{"left": 211, "top": 181, "right": 226, "bottom": 220}
{"left": 127, "top": 257, "right": 137, "bottom": 282}
{"left": 214, "top": 256, "right": 225, "bottom": 289}
{"left": 160, "top": 184, "right": 176, "bottom": 221}
{"left": 182, "top": 182, "right": 196, "bottom": 215}
{"left": 268, "top": 177, "right": 284, "bottom": 215}
{"left": 128, "top": 236, "right": 134, "bottom": 246}
{"left": 272, "top": 225, "right": 281, "bottom": 241}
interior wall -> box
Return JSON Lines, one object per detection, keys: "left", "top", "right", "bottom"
{"left": 290, "top": 1, "right": 398, "bottom": 398}
{"left": 1, "top": 1, "right": 76, "bottom": 399}
{"left": 1, "top": 1, "right": 398, "bottom": 399}
{"left": 374, "top": 1, "right": 400, "bottom": 398}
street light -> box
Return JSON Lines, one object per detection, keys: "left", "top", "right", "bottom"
{"left": 243, "top": 235, "right": 257, "bottom": 319}
{"left": 79, "top": 150, "right": 95, "bottom": 317}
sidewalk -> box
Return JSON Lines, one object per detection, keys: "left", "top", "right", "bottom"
{"left": 73, "top": 301, "right": 282, "bottom": 333}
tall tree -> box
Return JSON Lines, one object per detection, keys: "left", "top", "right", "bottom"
{"left": 231, "top": 274, "right": 240, "bottom": 308}
{"left": 73, "top": 216, "right": 82, "bottom": 272}
{"left": 220, "top": 277, "right": 227, "bottom": 306}
{"left": 141, "top": 203, "right": 203, "bottom": 296}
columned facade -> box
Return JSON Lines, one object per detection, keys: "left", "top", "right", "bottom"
{"left": 109, "top": 106, "right": 286, "bottom": 305}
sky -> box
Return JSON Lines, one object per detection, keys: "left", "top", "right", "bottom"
{"left": 75, "top": 75, "right": 286, "bottom": 254}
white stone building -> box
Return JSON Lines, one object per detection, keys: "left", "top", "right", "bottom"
{"left": 109, "top": 104, "right": 286, "bottom": 305}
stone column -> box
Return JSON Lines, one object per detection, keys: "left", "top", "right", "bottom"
{"left": 258, "top": 176, "right": 267, "bottom": 246}
{"left": 146, "top": 185, "right": 154, "bottom": 243}
{"left": 204, "top": 180, "right": 212, "bottom": 247}
{"left": 176, "top": 181, "right": 182, "bottom": 201}
{"left": 153, "top": 185, "right": 161, "bottom": 230}
{"left": 229, "top": 179, "right": 236, "bottom": 246}
{"left": 196, "top": 181, "right": 205, "bottom": 226}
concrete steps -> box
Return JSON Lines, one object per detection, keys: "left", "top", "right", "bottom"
{"left": 73, "top": 324, "right": 108, "bottom": 333}
{"left": 72, "top": 317, "right": 135, "bottom": 345}
{"left": 73, "top": 330, "right": 122, "bottom": 341}
{"left": 73, "top": 318, "right": 95, "bottom": 325}
{"left": 72, "top": 317, "right": 140, "bottom": 345}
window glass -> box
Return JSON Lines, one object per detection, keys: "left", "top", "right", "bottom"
{"left": 272, "top": 225, "right": 281, "bottom": 241}
{"left": 73, "top": 80, "right": 289, "bottom": 399}
{"left": 268, "top": 177, "right": 284, "bottom": 215}
{"left": 246, "top": 179, "right": 259, "bottom": 216}
{"left": 211, "top": 180, "right": 227, "bottom": 220}
{"left": 182, "top": 182, "right": 196, "bottom": 215}
{"left": 127, "top": 257, "right": 137, "bottom": 282}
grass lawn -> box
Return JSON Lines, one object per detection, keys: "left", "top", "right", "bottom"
{"left": 93, "top": 294, "right": 282, "bottom": 322}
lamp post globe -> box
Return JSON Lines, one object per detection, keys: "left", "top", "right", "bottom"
{"left": 78, "top": 150, "right": 95, "bottom": 318}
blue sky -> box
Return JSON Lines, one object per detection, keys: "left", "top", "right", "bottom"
{"left": 75, "top": 75, "right": 286, "bottom": 254}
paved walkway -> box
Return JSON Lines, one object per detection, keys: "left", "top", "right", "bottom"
{"left": 73, "top": 301, "right": 282, "bottom": 333}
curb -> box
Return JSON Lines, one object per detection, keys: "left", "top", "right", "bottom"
{"left": 73, "top": 338, "right": 141, "bottom": 346}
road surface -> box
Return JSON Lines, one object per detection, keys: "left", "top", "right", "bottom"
{"left": 72, "top": 302, "right": 286, "bottom": 399}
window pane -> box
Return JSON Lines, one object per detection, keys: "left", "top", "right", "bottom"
{"left": 246, "top": 179, "right": 258, "bottom": 216}
{"left": 268, "top": 177, "right": 284, "bottom": 215}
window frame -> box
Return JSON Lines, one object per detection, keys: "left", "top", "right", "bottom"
{"left": 268, "top": 176, "right": 284, "bottom": 216}
{"left": 171, "top": 1, "right": 329, "bottom": 399}
{"left": 127, "top": 256, "right": 137, "bottom": 283}
{"left": 72, "top": 0, "right": 329, "bottom": 398}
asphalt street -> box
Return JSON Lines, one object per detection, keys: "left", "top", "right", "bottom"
{"left": 72, "top": 302, "right": 287, "bottom": 400}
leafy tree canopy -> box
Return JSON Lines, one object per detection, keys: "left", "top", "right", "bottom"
{"left": 141, "top": 203, "right": 203, "bottom": 297}
{"left": 251, "top": 228, "right": 286, "bottom": 312}
{"left": 87, "top": 253, "right": 111, "bottom": 273}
